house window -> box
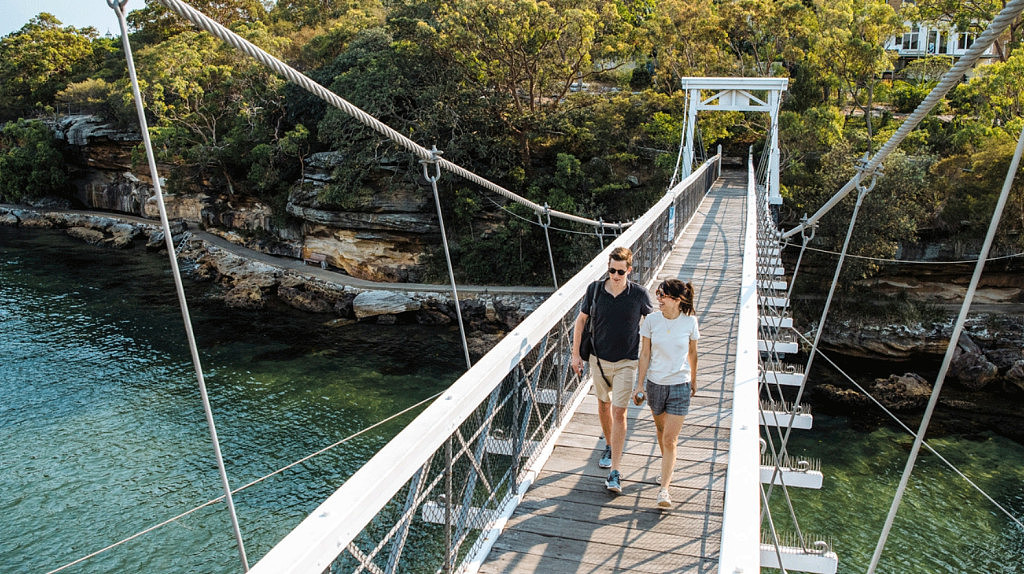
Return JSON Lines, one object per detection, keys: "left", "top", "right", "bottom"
{"left": 928, "top": 30, "right": 947, "bottom": 54}
{"left": 902, "top": 27, "right": 920, "bottom": 50}
{"left": 957, "top": 32, "right": 975, "bottom": 50}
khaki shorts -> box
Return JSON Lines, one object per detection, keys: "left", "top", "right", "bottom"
{"left": 589, "top": 357, "right": 638, "bottom": 408}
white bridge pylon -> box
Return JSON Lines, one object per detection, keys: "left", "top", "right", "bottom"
{"left": 680, "top": 77, "right": 789, "bottom": 205}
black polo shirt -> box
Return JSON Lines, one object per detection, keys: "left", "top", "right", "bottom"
{"left": 582, "top": 279, "right": 653, "bottom": 362}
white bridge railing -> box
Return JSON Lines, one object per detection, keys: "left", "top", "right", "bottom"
{"left": 250, "top": 156, "right": 721, "bottom": 574}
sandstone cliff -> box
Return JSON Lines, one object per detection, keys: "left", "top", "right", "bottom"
{"left": 50, "top": 115, "right": 442, "bottom": 283}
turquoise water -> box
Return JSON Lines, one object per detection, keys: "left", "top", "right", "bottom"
{"left": 767, "top": 415, "right": 1024, "bottom": 573}
{"left": 0, "top": 227, "right": 464, "bottom": 573}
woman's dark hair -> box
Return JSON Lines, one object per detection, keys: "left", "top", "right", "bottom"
{"left": 659, "top": 278, "right": 695, "bottom": 316}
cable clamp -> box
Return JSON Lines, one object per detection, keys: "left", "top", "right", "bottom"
{"left": 854, "top": 153, "right": 882, "bottom": 194}
{"left": 541, "top": 203, "right": 552, "bottom": 228}
{"left": 420, "top": 145, "right": 443, "bottom": 183}
{"left": 799, "top": 213, "right": 817, "bottom": 242}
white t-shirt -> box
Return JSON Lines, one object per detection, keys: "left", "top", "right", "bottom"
{"left": 640, "top": 311, "right": 700, "bottom": 386}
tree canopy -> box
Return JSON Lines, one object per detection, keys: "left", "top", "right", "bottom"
{"left": 0, "top": 14, "right": 97, "bottom": 121}
{"left": 0, "top": 0, "right": 1021, "bottom": 284}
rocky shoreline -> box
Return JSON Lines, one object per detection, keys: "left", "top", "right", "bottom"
{"left": 801, "top": 314, "right": 1024, "bottom": 442}
{"left": 0, "top": 205, "right": 546, "bottom": 359}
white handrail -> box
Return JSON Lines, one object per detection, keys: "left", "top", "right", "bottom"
{"left": 717, "top": 154, "right": 763, "bottom": 573}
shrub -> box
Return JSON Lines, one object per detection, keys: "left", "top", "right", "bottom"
{"left": 890, "top": 81, "right": 931, "bottom": 113}
{"left": 0, "top": 119, "right": 68, "bottom": 203}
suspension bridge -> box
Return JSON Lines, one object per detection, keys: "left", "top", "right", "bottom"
{"left": 39, "top": 0, "right": 1024, "bottom": 572}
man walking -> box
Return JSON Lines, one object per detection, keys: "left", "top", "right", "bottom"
{"left": 571, "top": 247, "right": 653, "bottom": 493}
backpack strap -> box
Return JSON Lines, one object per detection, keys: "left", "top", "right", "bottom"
{"left": 586, "top": 280, "right": 611, "bottom": 385}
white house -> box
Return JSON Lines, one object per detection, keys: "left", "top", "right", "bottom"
{"left": 884, "top": 23, "right": 999, "bottom": 60}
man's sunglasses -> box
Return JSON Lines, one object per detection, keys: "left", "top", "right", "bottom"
{"left": 608, "top": 268, "right": 627, "bottom": 276}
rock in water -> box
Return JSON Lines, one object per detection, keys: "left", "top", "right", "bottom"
{"left": 871, "top": 372, "right": 932, "bottom": 411}
{"left": 951, "top": 334, "right": 999, "bottom": 390}
{"left": 352, "top": 291, "right": 421, "bottom": 320}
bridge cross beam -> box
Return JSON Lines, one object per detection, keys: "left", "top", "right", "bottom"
{"left": 680, "top": 77, "right": 789, "bottom": 205}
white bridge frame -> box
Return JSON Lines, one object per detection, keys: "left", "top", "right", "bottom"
{"left": 680, "top": 77, "right": 789, "bottom": 205}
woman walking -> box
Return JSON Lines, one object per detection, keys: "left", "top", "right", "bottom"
{"left": 633, "top": 278, "right": 699, "bottom": 508}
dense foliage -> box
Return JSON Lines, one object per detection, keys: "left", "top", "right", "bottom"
{"left": 0, "top": 119, "right": 68, "bottom": 202}
{"left": 0, "top": 0, "right": 1021, "bottom": 286}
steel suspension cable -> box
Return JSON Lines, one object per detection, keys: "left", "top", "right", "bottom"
{"left": 669, "top": 95, "right": 689, "bottom": 188}
{"left": 785, "top": 223, "right": 815, "bottom": 303}
{"left": 867, "top": 122, "right": 1024, "bottom": 574}
{"left": 758, "top": 393, "right": 810, "bottom": 552}
{"left": 475, "top": 189, "right": 607, "bottom": 236}
{"left": 539, "top": 205, "right": 559, "bottom": 289}
{"left": 797, "top": 244, "right": 1024, "bottom": 264}
{"left": 760, "top": 478, "right": 791, "bottom": 574}
{"left": 754, "top": 170, "right": 791, "bottom": 421}
{"left": 756, "top": 197, "right": 808, "bottom": 528}
{"left": 782, "top": 0, "right": 1024, "bottom": 240}
{"left": 151, "top": 0, "right": 629, "bottom": 233}
{"left": 696, "top": 125, "right": 707, "bottom": 164}
{"left": 109, "top": 2, "right": 250, "bottom": 571}
{"left": 422, "top": 151, "right": 472, "bottom": 369}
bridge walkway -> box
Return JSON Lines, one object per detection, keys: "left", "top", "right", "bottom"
{"left": 478, "top": 170, "right": 747, "bottom": 573}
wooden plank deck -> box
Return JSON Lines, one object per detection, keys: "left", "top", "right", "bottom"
{"left": 479, "top": 171, "right": 748, "bottom": 574}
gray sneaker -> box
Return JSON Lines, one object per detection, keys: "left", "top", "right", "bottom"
{"left": 598, "top": 445, "right": 612, "bottom": 468}
{"left": 605, "top": 470, "right": 622, "bottom": 493}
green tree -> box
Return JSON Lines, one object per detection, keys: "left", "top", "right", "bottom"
{"left": 57, "top": 77, "right": 123, "bottom": 118}
{"left": 778, "top": 105, "right": 845, "bottom": 197}
{"left": 786, "top": 142, "right": 934, "bottom": 283}
{"left": 0, "top": 119, "right": 68, "bottom": 203}
{"left": 931, "top": 126, "right": 1024, "bottom": 253}
{"left": 270, "top": 0, "right": 387, "bottom": 68}
{"left": 127, "top": 0, "right": 271, "bottom": 44}
{"left": 644, "top": 0, "right": 731, "bottom": 91}
{"left": 315, "top": 24, "right": 511, "bottom": 201}
{"left": 436, "top": 0, "right": 624, "bottom": 164}
{"left": 246, "top": 123, "right": 311, "bottom": 198}
{"left": 130, "top": 23, "right": 289, "bottom": 195}
{"left": 0, "top": 14, "right": 97, "bottom": 121}
{"left": 719, "top": 0, "right": 815, "bottom": 76}
{"left": 967, "top": 50, "right": 1024, "bottom": 125}
{"left": 811, "top": 0, "right": 903, "bottom": 149}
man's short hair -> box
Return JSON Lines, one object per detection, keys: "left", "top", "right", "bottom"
{"left": 609, "top": 246, "right": 633, "bottom": 267}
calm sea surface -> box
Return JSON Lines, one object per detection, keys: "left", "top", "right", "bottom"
{"left": 0, "top": 226, "right": 464, "bottom": 573}
{"left": 2, "top": 226, "right": 1022, "bottom": 573}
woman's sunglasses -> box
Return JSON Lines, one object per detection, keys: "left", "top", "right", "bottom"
{"left": 655, "top": 289, "right": 677, "bottom": 299}
{"left": 608, "top": 268, "right": 627, "bottom": 276}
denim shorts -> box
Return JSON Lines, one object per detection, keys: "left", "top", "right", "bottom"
{"left": 646, "top": 381, "right": 690, "bottom": 416}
